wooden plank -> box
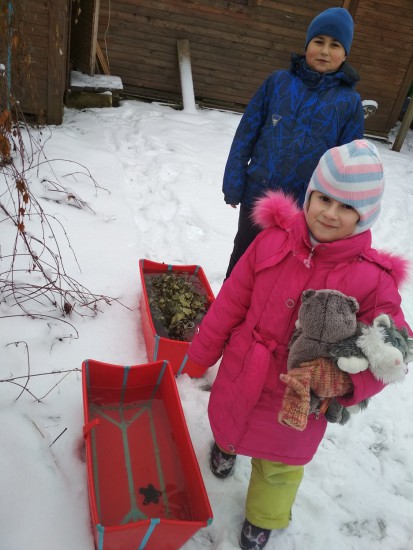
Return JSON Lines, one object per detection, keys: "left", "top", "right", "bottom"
{"left": 48, "top": 1, "right": 60, "bottom": 123}
{"left": 102, "top": 22, "right": 294, "bottom": 60}
{"left": 106, "top": 38, "right": 278, "bottom": 77}
{"left": 386, "top": 51, "right": 413, "bottom": 133}
{"left": 100, "top": 1, "right": 306, "bottom": 43}
{"left": 112, "top": 56, "right": 267, "bottom": 99}
{"left": 46, "top": 0, "right": 69, "bottom": 124}
{"left": 90, "top": 0, "right": 101, "bottom": 75}
{"left": 392, "top": 95, "right": 413, "bottom": 152}
{"left": 363, "top": 0, "right": 413, "bottom": 13}
{"left": 96, "top": 42, "right": 111, "bottom": 74}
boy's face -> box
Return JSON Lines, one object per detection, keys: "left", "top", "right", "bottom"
{"left": 306, "top": 192, "right": 360, "bottom": 242}
{"left": 306, "top": 35, "right": 346, "bottom": 73}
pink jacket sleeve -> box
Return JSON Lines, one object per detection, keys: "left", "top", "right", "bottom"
{"left": 188, "top": 245, "right": 257, "bottom": 368}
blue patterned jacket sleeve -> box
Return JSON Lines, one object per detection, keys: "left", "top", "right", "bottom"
{"left": 222, "top": 78, "right": 271, "bottom": 205}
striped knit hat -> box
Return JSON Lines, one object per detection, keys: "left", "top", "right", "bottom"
{"left": 304, "top": 139, "right": 384, "bottom": 236}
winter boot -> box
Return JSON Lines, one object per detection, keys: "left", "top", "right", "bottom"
{"left": 210, "top": 442, "right": 237, "bottom": 479}
{"left": 239, "top": 519, "right": 271, "bottom": 550}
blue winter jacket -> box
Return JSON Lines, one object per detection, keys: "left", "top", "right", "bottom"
{"left": 222, "top": 54, "right": 364, "bottom": 207}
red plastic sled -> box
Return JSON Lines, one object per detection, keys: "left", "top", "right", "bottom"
{"left": 139, "top": 259, "right": 215, "bottom": 378}
{"left": 82, "top": 359, "right": 213, "bottom": 550}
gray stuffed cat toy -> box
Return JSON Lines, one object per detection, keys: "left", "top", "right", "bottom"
{"left": 287, "top": 289, "right": 412, "bottom": 425}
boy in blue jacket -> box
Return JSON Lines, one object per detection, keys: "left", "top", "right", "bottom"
{"left": 224, "top": 7, "right": 364, "bottom": 278}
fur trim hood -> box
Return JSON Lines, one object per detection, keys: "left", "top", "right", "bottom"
{"left": 252, "top": 191, "right": 410, "bottom": 287}
{"left": 252, "top": 191, "right": 300, "bottom": 231}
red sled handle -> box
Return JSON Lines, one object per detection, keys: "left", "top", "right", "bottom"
{"left": 83, "top": 418, "right": 100, "bottom": 438}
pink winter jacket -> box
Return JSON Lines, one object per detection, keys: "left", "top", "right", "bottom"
{"left": 188, "top": 193, "right": 411, "bottom": 465}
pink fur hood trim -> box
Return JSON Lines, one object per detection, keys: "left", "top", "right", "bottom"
{"left": 252, "top": 191, "right": 300, "bottom": 230}
{"left": 374, "top": 251, "right": 410, "bottom": 287}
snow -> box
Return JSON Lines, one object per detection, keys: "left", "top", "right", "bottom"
{"left": 70, "top": 70, "right": 123, "bottom": 91}
{"left": 1, "top": 99, "right": 413, "bottom": 550}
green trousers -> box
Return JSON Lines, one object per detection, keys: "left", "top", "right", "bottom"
{"left": 245, "top": 458, "right": 304, "bottom": 530}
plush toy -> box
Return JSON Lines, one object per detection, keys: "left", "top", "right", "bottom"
{"left": 286, "top": 289, "right": 359, "bottom": 372}
{"left": 331, "top": 313, "right": 412, "bottom": 383}
{"left": 278, "top": 289, "right": 412, "bottom": 431}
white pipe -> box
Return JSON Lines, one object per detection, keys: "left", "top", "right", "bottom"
{"left": 177, "top": 39, "right": 197, "bottom": 114}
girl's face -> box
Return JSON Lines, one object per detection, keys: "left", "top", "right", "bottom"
{"left": 306, "top": 192, "right": 360, "bottom": 242}
{"left": 306, "top": 35, "right": 346, "bottom": 73}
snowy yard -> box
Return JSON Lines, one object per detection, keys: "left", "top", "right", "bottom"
{"left": 1, "top": 100, "right": 413, "bottom": 550}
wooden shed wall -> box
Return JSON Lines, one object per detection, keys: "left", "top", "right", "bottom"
{"left": 96, "top": 0, "right": 333, "bottom": 108}
{"left": 349, "top": 0, "right": 413, "bottom": 136}
{"left": 95, "top": 0, "right": 413, "bottom": 138}
{"left": 0, "top": 0, "right": 70, "bottom": 125}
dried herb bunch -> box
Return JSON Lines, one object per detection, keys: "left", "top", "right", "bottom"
{"left": 147, "top": 272, "right": 209, "bottom": 341}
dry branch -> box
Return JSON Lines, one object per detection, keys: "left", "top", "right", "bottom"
{"left": 1, "top": 2, "right": 127, "bottom": 402}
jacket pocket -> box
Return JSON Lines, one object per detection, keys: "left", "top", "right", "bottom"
{"left": 236, "top": 340, "right": 270, "bottom": 403}
{"left": 246, "top": 164, "right": 271, "bottom": 187}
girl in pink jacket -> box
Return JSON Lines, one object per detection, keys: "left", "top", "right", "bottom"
{"left": 188, "top": 139, "right": 411, "bottom": 550}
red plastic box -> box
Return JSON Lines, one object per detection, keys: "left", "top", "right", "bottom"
{"left": 139, "top": 259, "right": 215, "bottom": 378}
{"left": 82, "top": 359, "right": 213, "bottom": 550}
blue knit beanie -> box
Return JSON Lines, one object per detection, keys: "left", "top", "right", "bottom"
{"left": 305, "top": 7, "right": 354, "bottom": 55}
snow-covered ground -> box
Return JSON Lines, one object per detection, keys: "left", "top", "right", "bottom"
{"left": 1, "top": 99, "right": 413, "bottom": 550}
